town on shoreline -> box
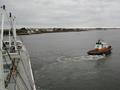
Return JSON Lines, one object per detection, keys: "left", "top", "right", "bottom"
{"left": 2, "top": 27, "right": 120, "bottom": 35}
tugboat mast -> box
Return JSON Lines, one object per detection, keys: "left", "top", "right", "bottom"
{"left": 0, "top": 5, "right": 6, "bottom": 90}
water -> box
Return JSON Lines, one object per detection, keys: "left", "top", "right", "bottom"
{"left": 22, "top": 30, "right": 120, "bottom": 90}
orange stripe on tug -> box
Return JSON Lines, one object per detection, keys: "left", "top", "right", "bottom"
{"left": 87, "top": 40, "right": 112, "bottom": 55}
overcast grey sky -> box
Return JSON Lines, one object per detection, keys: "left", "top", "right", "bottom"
{"left": 1, "top": 0, "right": 120, "bottom": 28}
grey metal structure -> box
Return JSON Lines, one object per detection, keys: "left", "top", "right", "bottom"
{"left": 0, "top": 5, "right": 36, "bottom": 90}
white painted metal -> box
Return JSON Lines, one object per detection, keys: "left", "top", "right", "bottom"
{"left": 8, "top": 27, "right": 11, "bottom": 48}
{"left": 0, "top": 10, "right": 4, "bottom": 50}
{"left": 13, "top": 17, "right": 17, "bottom": 50}
{"left": 0, "top": 5, "right": 37, "bottom": 90}
{"left": 0, "top": 51, "right": 5, "bottom": 90}
{"left": 0, "top": 6, "right": 5, "bottom": 90}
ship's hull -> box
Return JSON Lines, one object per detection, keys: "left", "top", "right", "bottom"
{"left": 87, "top": 47, "right": 112, "bottom": 55}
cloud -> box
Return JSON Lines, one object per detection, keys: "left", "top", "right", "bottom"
{"left": 1, "top": 0, "right": 120, "bottom": 28}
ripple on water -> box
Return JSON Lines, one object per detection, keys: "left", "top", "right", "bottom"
{"left": 56, "top": 55, "right": 105, "bottom": 63}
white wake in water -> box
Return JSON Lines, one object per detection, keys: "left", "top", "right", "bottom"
{"left": 56, "top": 55, "right": 105, "bottom": 62}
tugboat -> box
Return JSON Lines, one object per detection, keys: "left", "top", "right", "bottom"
{"left": 87, "top": 40, "right": 112, "bottom": 55}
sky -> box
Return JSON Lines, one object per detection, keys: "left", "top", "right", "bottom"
{"left": 1, "top": 0, "right": 120, "bottom": 28}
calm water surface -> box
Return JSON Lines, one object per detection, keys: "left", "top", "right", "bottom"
{"left": 22, "top": 30, "right": 120, "bottom": 90}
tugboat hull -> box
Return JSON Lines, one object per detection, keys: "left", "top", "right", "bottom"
{"left": 87, "top": 50, "right": 111, "bottom": 55}
{"left": 87, "top": 47, "right": 112, "bottom": 55}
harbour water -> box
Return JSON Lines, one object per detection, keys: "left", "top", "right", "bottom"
{"left": 22, "top": 30, "right": 120, "bottom": 90}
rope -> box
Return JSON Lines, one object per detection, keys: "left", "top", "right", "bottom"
{"left": 3, "top": 42, "right": 31, "bottom": 90}
{"left": 3, "top": 52, "right": 20, "bottom": 90}
{"left": 3, "top": 42, "right": 13, "bottom": 64}
{"left": 12, "top": 61, "right": 20, "bottom": 90}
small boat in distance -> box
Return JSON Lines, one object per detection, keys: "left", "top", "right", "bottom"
{"left": 87, "top": 40, "right": 112, "bottom": 55}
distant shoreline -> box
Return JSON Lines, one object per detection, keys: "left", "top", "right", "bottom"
{"left": 4, "top": 28, "right": 120, "bottom": 35}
